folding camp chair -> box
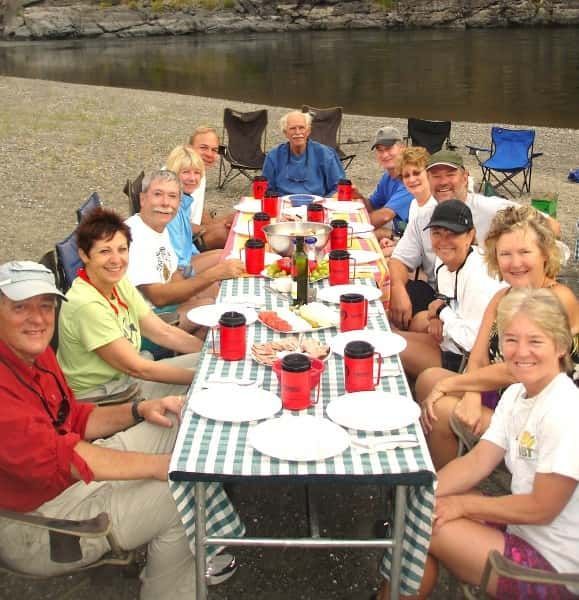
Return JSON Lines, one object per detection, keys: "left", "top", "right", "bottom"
{"left": 301, "top": 105, "right": 356, "bottom": 170}
{"left": 460, "top": 550, "right": 579, "bottom": 599}
{"left": 405, "top": 118, "right": 456, "bottom": 154}
{"left": 123, "top": 170, "right": 145, "bottom": 215}
{"left": 76, "top": 192, "right": 102, "bottom": 224}
{"left": 218, "top": 108, "right": 267, "bottom": 189}
{"left": 466, "top": 127, "right": 542, "bottom": 197}
{"left": 0, "top": 509, "right": 135, "bottom": 580}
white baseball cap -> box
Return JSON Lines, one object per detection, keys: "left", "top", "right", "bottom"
{"left": 0, "top": 261, "right": 66, "bottom": 301}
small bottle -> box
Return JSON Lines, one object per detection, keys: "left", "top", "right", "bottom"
{"left": 304, "top": 235, "right": 317, "bottom": 263}
{"left": 291, "top": 235, "right": 309, "bottom": 306}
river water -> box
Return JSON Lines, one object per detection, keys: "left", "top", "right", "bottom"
{"left": 1, "top": 27, "right": 578, "bottom": 128}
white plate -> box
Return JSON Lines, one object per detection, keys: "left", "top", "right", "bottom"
{"left": 259, "top": 307, "right": 336, "bottom": 333}
{"left": 350, "top": 222, "right": 375, "bottom": 236}
{"left": 317, "top": 284, "right": 382, "bottom": 304}
{"left": 233, "top": 199, "right": 262, "bottom": 214}
{"left": 329, "top": 330, "right": 407, "bottom": 357}
{"left": 322, "top": 199, "right": 364, "bottom": 212}
{"left": 348, "top": 249, "right": 381, "bottom": 264}
{"left": 190, "top": 386, "right": 282, "bottom": 423}
{"left": 327, "top": 391, "right": 419, "bottom": 431}
{"left": 232, "top": 221, "right": 252, "bottom": 236}
{"left": 186, "top": 304, "right": 258, "bottom": 328}
{"left": 249, "top": 416, "right": 350, "bottom": 461}
{"left": 227, "top": 251, "right": 281, "bottom": 266}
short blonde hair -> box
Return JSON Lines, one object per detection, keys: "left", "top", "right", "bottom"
{"left": 188, "top": 126, "right": 218, "bottom": 146}
{"left": 484, "top": 205, "right": 560, "bottom": 280}
{"left": 395, "top": 146, "right": 430, "bottom": 177}
{"left": 165, "top": 145, "right": 205, "bottom": 178}
{"left": 497, "top": 287, "right": 572, "bottom": 373}
{"left": 280, "top": 111, "right": 312, "bottom": 134}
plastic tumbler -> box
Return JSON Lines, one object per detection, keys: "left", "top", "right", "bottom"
{"left": 344, "top": 340, "right": 382, "bottom": 393}
{"left": 244, "top": 238, "right": 265, "bottom": 275}
{"left": 252, "top": 175, "right": 268, "bottom": 200}
{"left": 337, "top": 178, "right": 353, "bottom": 201}
{"left": 218, "top": 311, "right": 247, "bottom": 361}
{"left": 262, "top": 189, "right": 280, "bottom": 219}
{"left": 329, "top": 249, "right": 354, "bottom": 286}
{"left": 252, "top": 211, "right": 271, "bottom": 242}
{"left": 330, "top": 219, "right": 351, "bottom": 250}
{"left": 307, "top": 203, "right": 325, "bottom": 223}
{"left": 340, "top": 293, "right": 368, "bottom": 332}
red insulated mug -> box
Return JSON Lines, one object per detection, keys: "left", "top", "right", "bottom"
{"left": 344, "top": 340, "right": 382, "bottom": 393}
{"left": 244, "top": 238, "right": 265, "bottom": 275}
{"left": 262, "top": 189, "right": 280, "bottom": 219}
{"left": 251, "top": 212, "right": 270, "bottom": 243}
{"left": 337, "top": 178, "right": 353, "bottom": 201}
{"left": 252, "top": 175, "right": 268, "bottom": 200}
{"left": 340, "top": 293, "right": 368, "bottom": 332}
{"left": 329, "top": 249, "right": 355, "bottom": 286}
{"left": 273, "top": 354, "right": 324, "bottom": 411}
{"left": 307, "top": 203, "right": 325, "bottom": 223}
{"left": 330, "top": 219, "right": 352, "bottom": 250}
{"left": 218, "top": 311, "right": 247, "bottom": 361}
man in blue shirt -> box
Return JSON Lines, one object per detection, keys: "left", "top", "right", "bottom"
{"left": 357, "top": 126, "right": 413, "bottom": 241}
{"left": 262, "top": 111, "right": 345, "bottom": 197}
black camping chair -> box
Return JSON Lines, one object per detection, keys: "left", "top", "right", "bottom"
{"left": 123, "top": 170, "right": 145, "bottom": 215}
{"left": 76, "top": 192, "right": 102, "bottom": 224}
{"left": 466, "top": 127, "right": 542, "bottom": 197}
{"left": 218, "top": 108, "right": 268, "bottom": 189}
{"left": 405, "top": 118, "right": 456, "bottom": 154}
{"left": 301, "top": 105, "right": 356, "bottom": 170}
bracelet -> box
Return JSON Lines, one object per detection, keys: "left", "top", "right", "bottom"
{"left": 131, "top": 399, "right": 144, "bottom": 424}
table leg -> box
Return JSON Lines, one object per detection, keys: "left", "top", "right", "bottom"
{"left": 195, "top": 482, "right": 208, "bottom": 600}
{"left": 389, "top": 485, "right": 407, "bottom": 600}
{"left": 305, "top": 485, "right": 320, "bottom": 538}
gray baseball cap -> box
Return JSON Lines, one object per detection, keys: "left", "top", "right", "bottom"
{"left": 0, "top": 261, "right": 66, "bottom": 301}
{"left": 371, "top": 126, "right": 403, "bottom": 150}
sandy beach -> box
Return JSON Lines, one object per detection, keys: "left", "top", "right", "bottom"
{"left": 0, "top": 75, "right": 578, "bottom": 270}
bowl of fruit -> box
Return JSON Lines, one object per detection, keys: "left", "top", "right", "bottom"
{"left": 263, "top": 257, "right": 330, "bottom": 283}
{"left": 263, "top": 221, "right": 332, "bottom": 257}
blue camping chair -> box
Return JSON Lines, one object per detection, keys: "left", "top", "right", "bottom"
{"left": 466, "top": 127, "right": 542, "bottom": 197}
{"left": 55, "top": 229, "right": 83, "bottom": 292}
{"left": 76, "top": 191, "right": 102, "bottom": 224}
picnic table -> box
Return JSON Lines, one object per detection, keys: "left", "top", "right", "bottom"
{"left": 169, "top": 198, "right": 435, "bottom": 599}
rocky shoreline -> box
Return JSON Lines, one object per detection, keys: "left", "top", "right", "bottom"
{"left": 1, "top": 75, "right": 577, "bottom": 275}
{"left": 1, "top": 0, "right": 579, "bottom": 41}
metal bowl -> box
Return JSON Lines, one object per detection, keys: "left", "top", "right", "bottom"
{"left": 263, "top": 221, "right": 332, "bottom": 257}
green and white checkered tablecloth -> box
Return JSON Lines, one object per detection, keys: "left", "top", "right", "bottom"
{"left": 169, "top": 276, "right": 435, "bottom": 595}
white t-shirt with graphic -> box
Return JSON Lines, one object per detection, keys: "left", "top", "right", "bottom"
{"left": 125, "top": 214, "right": 178, "bottom": 287}
{"left": 482, "top": 373, "right": 579, "bottom": 585}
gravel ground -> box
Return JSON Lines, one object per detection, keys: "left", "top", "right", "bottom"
{"left": 0, "top": 75, "right": 576, "bottom": 600}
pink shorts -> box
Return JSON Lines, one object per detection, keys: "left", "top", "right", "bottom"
{"left": 497, "top": 531, "right": 575, "bottom": 599}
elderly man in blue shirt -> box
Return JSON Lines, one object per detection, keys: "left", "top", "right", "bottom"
{"left": 262, "top": 110, "right": 345, "bottom": 197}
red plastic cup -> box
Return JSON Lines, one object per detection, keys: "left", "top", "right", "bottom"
{"left": 344, "top": 340, "right": 382, "bottom": 393}
{"left": 337, "top": 178, "right": 353, "bottom": 201}
{"left": 330, "top": 219, "right": 352, "bottom": 250}
{"left": 262, "top": 189, "right": 280, "bottom": 219}
{"left": 340, "top": 293, "right": 368, "bottom": 332}
{"left": 329, "top": 249, "right": 355, "bottom": 286}
{"left": 272, "top": 354, "right": 324, "bottom": 411}
{"left": 218, "top": 311, "right": 246, "bottom": 361}
{"left": 244, "top": 238, "right": 265, "bottom": 275}
{"left": 307, "top": 203, "right": 325, "bottom": 223}
{"left": 252, "top": 212, "right": 270, "bottom": 242}
{"left": 252, "top": 176, "right": 268, "bottom": 200}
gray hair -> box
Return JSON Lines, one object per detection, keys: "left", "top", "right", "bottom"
{"left": 280, "top": 110, "right": 312, "bottom": 134}
{"left": 141, "top": 169, "right": 181, "bottom": 193}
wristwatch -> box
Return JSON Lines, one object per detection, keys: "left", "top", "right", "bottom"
{"left": 131, "top": 399, "right": 144, "bottom": 424}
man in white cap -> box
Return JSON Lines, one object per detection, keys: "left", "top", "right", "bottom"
{"left": 0, "top": 260, "right": 242, "bottom": 596}
{"left": 356, "top": 126, "right": 413, "bottom": 241}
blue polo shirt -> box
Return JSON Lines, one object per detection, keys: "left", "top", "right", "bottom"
{"left": 368, "top": 172, "right": 413, "bottom": 223}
